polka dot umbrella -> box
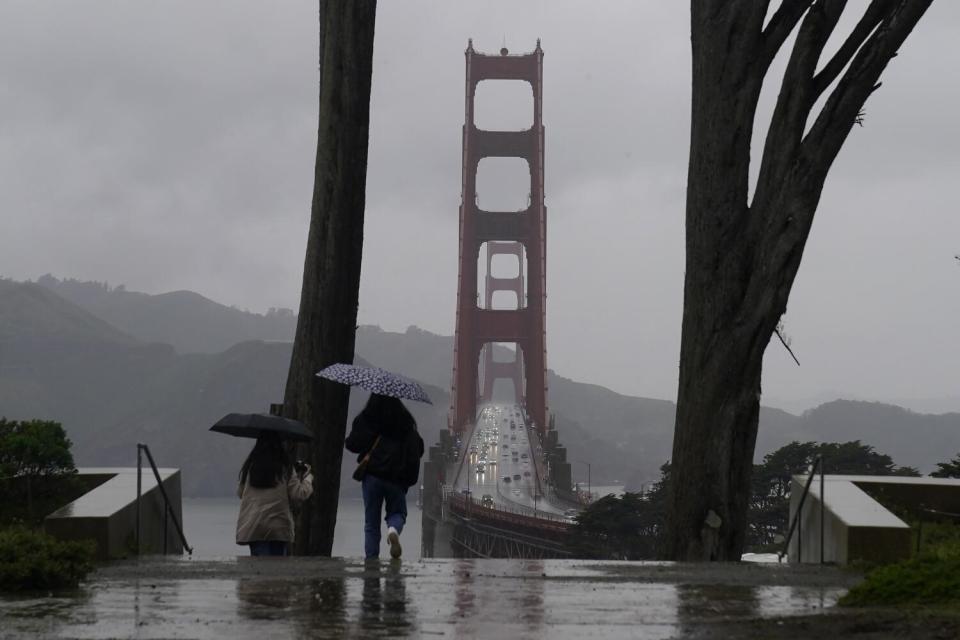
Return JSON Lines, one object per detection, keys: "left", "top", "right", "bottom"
{"left": 316, "top": 363, "right": 433, "bottom": 404}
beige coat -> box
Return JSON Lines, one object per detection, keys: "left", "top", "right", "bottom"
{"left": 235, "top": 471, "right": 313, "bottom": 544}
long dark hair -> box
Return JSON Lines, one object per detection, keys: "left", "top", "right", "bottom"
{"left": 239, "top": 432, "right": 292, "bottom": 489}
{"left": 356, "top": 394, "right": 416, "bottom": 438}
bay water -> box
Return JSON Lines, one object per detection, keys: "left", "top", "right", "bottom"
{"left": 182, "top": 497, "right": 423, "bottom": 559}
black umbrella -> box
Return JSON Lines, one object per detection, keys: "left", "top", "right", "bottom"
{"left": 210, "top": 413, "right": 313, "bottom": 442}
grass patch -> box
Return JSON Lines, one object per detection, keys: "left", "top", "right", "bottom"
{"left": 0, "top": 527, "right": 95, "bottom": 592}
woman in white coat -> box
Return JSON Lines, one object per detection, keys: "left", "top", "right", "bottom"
{"left": 235, "top": 432, "right": 313, "bottom": 556}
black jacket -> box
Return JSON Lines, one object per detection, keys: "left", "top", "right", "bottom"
{"left": 345, "top": 413, "right": 424, "bottom": 488}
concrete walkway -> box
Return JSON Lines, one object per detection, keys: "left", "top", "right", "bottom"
{"left": 0, "top": 557, "right": 864, "bottom": 639}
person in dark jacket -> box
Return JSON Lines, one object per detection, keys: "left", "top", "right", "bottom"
{"left": 345, "top": 393, "right": 424, "bottom": 559}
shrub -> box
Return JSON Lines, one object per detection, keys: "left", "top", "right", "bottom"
{"left": 840, "top": 539, "right": 960, "bottom": 607}
{"left": 0, "top": 418, "right": 81, "bottom": 526}
{"left": 0, "top": 527, "right": 95, "bottom": 592}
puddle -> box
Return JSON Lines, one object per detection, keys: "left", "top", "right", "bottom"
{"left": 0, "top": 559, "right": 850, "bottom": 639}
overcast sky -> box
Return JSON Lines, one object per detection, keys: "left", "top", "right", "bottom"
{"left": 2, "top": 1, "right": 959, "bottom": 412}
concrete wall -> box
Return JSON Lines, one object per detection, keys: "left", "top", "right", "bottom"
{"left": 848, "top": 526, "right": 911, "bottom": 565}
{"left": 788, "top": 489, "right": 847, "bottom": 564}
{"left": 788, "top": 475, "right": 921, "bottom": 565}
{"left": 45, "top": 468, "right": 184, "bottom": 561}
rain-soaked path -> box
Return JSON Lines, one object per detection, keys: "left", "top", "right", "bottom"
{"left": 0, "top": 557, "right": 863, "bottom": 639}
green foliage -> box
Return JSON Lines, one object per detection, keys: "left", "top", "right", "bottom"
{"left": 0, "top": 418, "right": 75, "bottom": 478}
{"left": 566, "top": 463, "right": 670, "bottom": 559}
{"left": 918, "top": 522, "right": 960, "bottom": 551}
{"left": 840, "top": 538, "right": 960, "bottom": 607}
{"left": 931, "top": 453, "right": 960, "bottom": 479}
{"left": 0, "top": 419, "right": 79, "bottom": 526}
{"left": 893, "top": 466, "right": 923, "bottom": 477}
{"left": 0, "top": 527, "right": 95, "bottom": 592}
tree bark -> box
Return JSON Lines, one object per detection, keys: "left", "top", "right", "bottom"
{"left": 284, "top": 0, "right": 377, "bottom": 556}
{"left": 667, "top": 0, "right": 932, "bottom": 561}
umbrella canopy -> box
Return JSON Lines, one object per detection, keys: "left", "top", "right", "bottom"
{"left": 210, "top": 413, "right": 313, "bottom": 442}
{"left": 316, "top": 363, "right": 433, "bottom": 404}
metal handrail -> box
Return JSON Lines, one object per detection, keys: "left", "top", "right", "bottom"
{"left": 777, "top": 456, "right": 824, "bottom": 563}
{"left": 136, "top": 443, "right": 192, "bottom": 556}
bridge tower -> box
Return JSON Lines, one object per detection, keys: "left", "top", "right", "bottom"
{"left": 479, "top": 241, "right": 525, "bottom": 405}
{"left": 450, "top": 39, "right": 548, "bottom": 435}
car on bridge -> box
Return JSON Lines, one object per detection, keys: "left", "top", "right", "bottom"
{"left": 481, "top": 494, "right": 495, "bottom": 508}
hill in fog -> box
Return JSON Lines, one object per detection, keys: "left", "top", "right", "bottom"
{"left": 2, "top": 277, "right": 958, "bottom": 495}
{"left": 35, "top": 274, "right": 297, "bottom": 353}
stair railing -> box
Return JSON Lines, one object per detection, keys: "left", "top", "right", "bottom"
{"left": 136, "top": 443, "right": 192, "bottom": 556}
{"left": 778, "top": 455, "right": 825, "bottom": 564}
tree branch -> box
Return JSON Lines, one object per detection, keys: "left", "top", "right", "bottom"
{"left": 742, "top": 0, "right": 932, "bottom": 334}
{"left": 752, "top": 0, "right": 845, "bottom": 214}
{"left": 803, "top": 0, "right": 934, "bottom": 173}
{"left": 775, "top": 323, "right": 801, "bottom": 366}
{"left": 811, "top": 0, "right": 894, "bottom": 97}
{"left": 761, "top": 0, "right": 815, "bottom": 65}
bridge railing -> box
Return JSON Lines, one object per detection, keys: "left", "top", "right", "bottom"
{"left": 524, "top": 421, "right": 573, "bottom": 509}
{"left": 443, "top": 487, "right": 571, "bottom": 532}
{"left": 526, "top": 422, "right": 550, "bottom": 495}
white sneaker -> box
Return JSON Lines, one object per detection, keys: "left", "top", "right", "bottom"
{"left": 387, "top": 527, "right": 402, "bottom": 559}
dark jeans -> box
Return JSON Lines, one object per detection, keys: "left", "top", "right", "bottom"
{"left": 361, "top": 474, "right": 407, "bottom": 559}
{"left": 249, "top": 541, "right": 289, "bottom": 556}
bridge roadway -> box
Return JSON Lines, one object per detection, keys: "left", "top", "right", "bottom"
{"left": 450, "top": 403, "right": 570, "bottom": 519}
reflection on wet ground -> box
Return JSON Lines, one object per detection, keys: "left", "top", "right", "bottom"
{"left": 0, "top": 558, "right": 855, "bottom": 639}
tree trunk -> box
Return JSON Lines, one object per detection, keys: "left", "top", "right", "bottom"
{"left": 283, "top": 0, "right": 377, "bottom": 556}
{"left": 667, "top": 0, "right": 933, "bottom": 561}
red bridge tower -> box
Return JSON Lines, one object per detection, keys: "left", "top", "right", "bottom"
{"left": 450, "top": 40, "right": 548, "bottom": 435}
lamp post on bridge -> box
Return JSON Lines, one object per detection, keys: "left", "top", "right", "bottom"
{"left": 573, "top": 460, "right": 591, "bottom": 503}
{"left": 465, "top": 456, "right": 471, "bottom": 518}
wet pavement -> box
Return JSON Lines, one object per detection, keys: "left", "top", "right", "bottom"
{"left": 0, "top": 557, "right": 863, "bottom": 639}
